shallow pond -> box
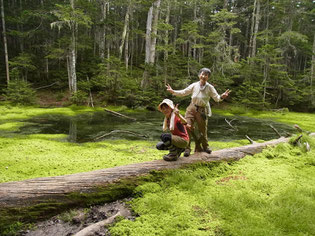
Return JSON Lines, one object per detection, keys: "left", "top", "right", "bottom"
{"left": 17, "top": 110, "right": 296, "bottom": 143}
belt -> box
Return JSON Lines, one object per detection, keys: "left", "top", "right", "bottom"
{"left": 194, "top": 104, "right": 206, "bottom": 109}
{"left": 194, "top": 104, "right": 206, "bottom": 112}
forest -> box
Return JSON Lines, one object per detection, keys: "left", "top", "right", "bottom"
{"left": 1, "top": 0, "right": 314, "bottom": 111}
{"left": 1, "top": 1, "right": 315, "bottom": 235}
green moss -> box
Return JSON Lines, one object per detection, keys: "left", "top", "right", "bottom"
{"left": 110, "top": 137, "right": 315, "bottom": 236}
{"left": 213, "top": 107, "right": 315, "bottom": 132}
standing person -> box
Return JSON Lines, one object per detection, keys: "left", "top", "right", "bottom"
{"left": 166, "top": 68, "right": 230, "bottom": 156}
{"left": 156, "top": 99, "right": 189, "bottom": 161}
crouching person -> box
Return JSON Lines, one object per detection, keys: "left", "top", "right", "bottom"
{"left": 156, "top": 99, "right": 189, "bottom": 161}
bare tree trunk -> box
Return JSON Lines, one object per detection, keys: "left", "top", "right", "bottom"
{"left": 99, "top": 0, "right": 107, "bottom": 59}
{"left": 144, "top": 6, "right": 153, "bottom": 64}
{"left": 249, "top": 0, "right": 260, "bottom": 58}
{"left": 149, "top": 0, "right": 161, "bottom": 64}
{"left": 125, "top": 26, "right": 129, "bottom": 70}
{"left": 311, "top": 33, "right": 315, "bottom": 105}
{"left": 119, "top": 0, "right": 131, "bottom": 60}
{"left": 163, "top": 1, "right": 170, "bottom": 85}
{"left": 193, "top": 0, "right": 197, "bottom": 60}
{"left": 248, "top": 0, "right": 256, "bottom": 59}
{"left": 251, "top": 0, "right": 260, "bottom": 58}
{"left": 0, "top": 0, "right": 10, "bottom": 85}
{"left": 68, "top": 0, "right": 77, "bottom": 94}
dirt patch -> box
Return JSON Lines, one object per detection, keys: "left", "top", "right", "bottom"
{"left": 18, "top": 199, "right": 134, "bottom": 236}
{"left": 216, "top": 175, "right": 247, "bottom": 185}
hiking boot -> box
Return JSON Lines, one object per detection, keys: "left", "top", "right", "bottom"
{"left": 177, "top": 148, "right": 185, "bottom": 157}
{"left": 184, "top": 148, "right": 191, "bottom": 157}
{"left": 163, "top": 146, "right": 184, "bottom": 161}
{"left": 163, "top": 153, "right": 179, "bottom": 161}
{"left": 203, "top": 147, "right": 212, "bottom": 154}
{"left": 194, "top": 142, "right": 202, "bottom": 153}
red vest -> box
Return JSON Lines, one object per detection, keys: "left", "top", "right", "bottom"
{"left": 167, "top": 116, "right": 189, "bottom": 141}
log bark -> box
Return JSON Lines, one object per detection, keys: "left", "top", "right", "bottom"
{"left": 2, "top": 135, "right": 314, "bottom": 208}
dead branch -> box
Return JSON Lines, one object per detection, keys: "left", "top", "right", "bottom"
{"left": 225, "top": 118, "right": 238, "bottom": 130}
{"left": 304, "top": 142, "right": 311, "bottom": 152}
{"left": 87, "top": 76, "right": 94, "bottom": 108}
{"left": 292, "top": 134, "right": 303, "bottom": 146}
{"left": 293, "top": 124, "right": 303, "bottom": 133}
{"left": 95, "top": 130, "right": 148, "bottom": 140}
{"left": 74, "top": 211, "right": 121, "bottom": 236}
{"left": 269, "top": 124, "right": 281, "bottom": 138}
{"left": 35, "top": 82, "right": 58, "bottom": 90}
{"left": 245, "top": 135, "right": 256, "bottom": 144}
{"left": 104, "top": 108, "right": 136, "bottom": 121}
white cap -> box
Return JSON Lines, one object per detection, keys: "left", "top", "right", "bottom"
{"left": 158, "top": 99, "right": 174, "bottom": 111}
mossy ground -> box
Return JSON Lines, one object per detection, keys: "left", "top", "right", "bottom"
{"left": 0, "top": 104, "right": 315, "bottom": 235}
{"left": 110, "top": 136, "right": 315, "bottom": 236}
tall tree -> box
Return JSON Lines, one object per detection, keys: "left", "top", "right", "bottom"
{"left": 141, "top": 0, "right": 161, "bottom": 88}
{"left": 1, "top": 0, "right": 9, "bottom": 85}
{"left": 51, "top": 0, "right": 92, "bottom": 94}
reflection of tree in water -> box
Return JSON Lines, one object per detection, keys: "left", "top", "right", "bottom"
{"left": 68, "top": 119, "right": 77, "bottom": 142}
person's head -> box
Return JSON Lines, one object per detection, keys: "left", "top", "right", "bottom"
{"left": 198, "top": 67, "right": 211, "bottom": 84}
{"left": 158, "top": 99, "right": 174, "bottom": 118}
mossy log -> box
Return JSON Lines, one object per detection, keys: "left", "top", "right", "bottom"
{"left": 0, "top": 136, "right": 293, "bottom": 208}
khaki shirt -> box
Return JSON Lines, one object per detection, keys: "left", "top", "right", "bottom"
{"left": 172, "top": 81, "right": 222, "bottom": 117}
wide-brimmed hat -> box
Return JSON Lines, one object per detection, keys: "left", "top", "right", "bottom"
{"left": 158, "top": 98, "right": 174, "bottom": 111}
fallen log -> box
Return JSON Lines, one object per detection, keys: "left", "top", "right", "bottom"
{"left": 2, "top": 135, "right": 313, "bottom": 208}
{"left": 225, "top": 118, "right": 238, "bottom": 131}
{"left": 95, "top": 129, "right": 148, "bottom": 140}
{"left": 104, "top": 108, "right": 137, "bottom": 121}
{"left": 74, "top": 212, "right": 121, "bottom": 236}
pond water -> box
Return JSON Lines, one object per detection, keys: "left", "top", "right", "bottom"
{"left": 17, "top": 111, "right": 296, "bottom": 143}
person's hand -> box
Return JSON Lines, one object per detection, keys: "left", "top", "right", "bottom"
{"left": 166, "top": 84, "right": 174, "bottom": 94}
{"left": 221, "top": 89, "right": 231, "bottom": 99}
{"left": 186, "top": 123, "right": 192, "bottom": 131}
{"left": 174, "top": 104, "right": 179, "bottom": 115}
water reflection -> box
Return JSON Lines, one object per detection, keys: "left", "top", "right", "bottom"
{"left": 68, "top": 119, "right": 77, "bottom": 142}
{"left": 16, "top": 111, "right": 296, "bottom": 143}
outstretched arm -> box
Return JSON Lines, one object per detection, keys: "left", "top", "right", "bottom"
{"left": 220, "top": 89, "right": 231, "bottom": 99}
{"left": 166, "top": 84, "right": 174, "bottom": 94}
{"left": 166, "top": 83, "right": 194, "bottom": 97}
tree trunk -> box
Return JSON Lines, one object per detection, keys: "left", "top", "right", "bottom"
{"left": 248, "top": 0, "right": 256, "bottom": 58}
{"left": 69, "top": 25, "right": 77, "bottom": 93}
{"left": 249, "top": 0, "right": 261, "bottom": 58}
{"left": 1, "top": 0, "right": 10, "bottom": 85}
{"left": 119, "top": 0, "right": 131, "bottom": 60}
{"left": 149, "top": 0, "right": 161, "bottom": 64}
{"left": 99, "top": 0, "right": 107, "bottom": 59}
{"left": 163, "top": 0, "right": 170, "bottom": 85}
{"left": 311, "top": 33, "right": 315, "bottom": 105}
{"left": 144, "top": 6, "right": 153, "bottom": 64}
{"left": 125, "top": 26, "right": 130, "bottom": 70}
{"left": 67, "top": 0, "right": 77, "bottom": 94}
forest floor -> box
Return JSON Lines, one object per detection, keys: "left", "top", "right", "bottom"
{"left": 18, "top": 199, "right": 134, "bottom": 236}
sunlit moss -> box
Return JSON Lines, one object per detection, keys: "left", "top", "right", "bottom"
{"left": 110, "top": 137, "right": 315, "bottom": 235}
{"left": 213, "top": 107, "right": 315, "bottom": 132}
{"left": 0, "top": 135, "right": 163, "bottom": 183}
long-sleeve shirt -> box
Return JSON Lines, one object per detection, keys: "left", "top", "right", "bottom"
{"left": 172, "top": 81, "right": 222, "bottom": 117}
